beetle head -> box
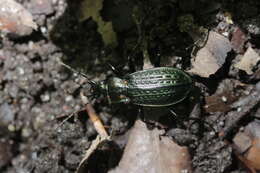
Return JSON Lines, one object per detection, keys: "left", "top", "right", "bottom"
{"left": 89, "top": 77, "right": 128, "bottom": 102}
{"left": 88, "top": 80, "right": 108, "bottom": 98}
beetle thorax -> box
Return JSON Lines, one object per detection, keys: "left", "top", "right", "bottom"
{"left": 98, "top": 81, "right": 108, "bottom": 93}
{"left": 107, "top": 77, "right": 128, "bottom": 93}
{"left": 98, "top": 77, "right": 128, "bottom": 94}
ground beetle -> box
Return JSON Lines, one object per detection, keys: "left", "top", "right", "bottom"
{"left": 98, "top": 67, "right": 192, "bottom": 106}
{"left": 60, "top": 62, "right": 192, "bottom": 107}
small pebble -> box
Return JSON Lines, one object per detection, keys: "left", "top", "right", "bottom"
{"left": 237, "top": 107, "right": 242, "bottom": 112}
{"left": 219, "top": 121, "right": 225, "bottom": 127}
{"left": 17, "top": 67, "right": 25, "bottom": 75}
{"left": 31, "top": 152, "right": 38, "bottom": 160}
{"left": 8, "top": 124, "right": 16, "bottom": 132}
{"left": 40, "top": 26, "right": 47, "bottom": 34}
{"left": 210, "top": 131, "right": 216, "bottom": 136}
{"left": 22, "top": 128, "right": 32, "bottom": 138}
{"left": 41, "top": 93, "right": 50, "bottom": 102}
{"left": 0, "top": 103, "right": 14, "bottom": 124}
{"left": 221, "top": 96, "right": 227, "bottom": 102}
{"left": 65, "top": 95, "right": 73, "bottom": 102}
{"left": 256, "top": 81, "right": 260, "bottom": 91}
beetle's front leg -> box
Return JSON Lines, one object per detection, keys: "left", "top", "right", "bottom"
{"left": 108, "top": 95, "right": 131, "bottom": 104}
{"left": 107, "top": 63, "right": 124, "bottom": 77}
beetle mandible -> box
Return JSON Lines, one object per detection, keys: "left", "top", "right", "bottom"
{"left": 60, "top": 61, "right": 192, "bottom": 107}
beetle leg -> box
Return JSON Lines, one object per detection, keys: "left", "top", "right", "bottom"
{"left": 122, "top": 97, "right": 131, "bottom": 104}
{"left": 169, "top": 109, "right": 216, "bottom": 133}
{"left": 107, "top": 95, "right": 130, "bottom": 104}
{"left": 169, "top": 109, "right": 186, "bottom": 129}
{"left": 110, "top": 97, "right": 131, "bottom": 104}
{"left": 107, "top": 63, "right": 123, "bottom": 76}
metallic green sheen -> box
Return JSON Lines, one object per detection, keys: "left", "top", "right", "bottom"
{"left": 99, "top": 67, "right": 192, "bottom": 107}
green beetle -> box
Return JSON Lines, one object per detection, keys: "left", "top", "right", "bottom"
{"left": 60, "top": 61, "right": 192, "bottom": 107}
{"left": 97, "top": 67, "right": 192, "bottom": 107}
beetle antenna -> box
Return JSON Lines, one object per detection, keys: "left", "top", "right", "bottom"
{"left": 58, "top": 59, "right": 97, "bottom": 86}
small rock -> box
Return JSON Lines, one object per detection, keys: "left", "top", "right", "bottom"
{"left": 22, "top": 128, "right": 32, "bottom": 138}
{"left": 41, "top": 93, "right": 50, "bottom": 102}
{"left": 0, "top": 103, "right": 14, "bottom": 125}
{"left": 234, "top": 46, "right": 260, "bottom": 75}
{"left": 65, "top": 95, "right": 73, "bottom": 102}
{"left": 0, "top": 140, "right": 13, "bottom": 168}
{"left": 7, "top": 84, "right": 19, "bottom": 98}
{"left": 28, "top": 0, "right": 54, "bottom": 15}
{"left": 0, "top": 0, "right": 37, "bottom": 36}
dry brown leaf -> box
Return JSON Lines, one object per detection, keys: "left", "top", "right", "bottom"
{"left": 109, "top": 120, "right": 192, "bottom": 173}
{"left": 188, "top": 31, "right": 231, "bottom": 77}
{"left": 204, "top": 79, "right": 241, "bottom": 113}
{"left": 248, "top": 68, "right": 260, "bottom": 81}
{"left": 0, "top": 0, "right": 37, "bottom": 36}
{"left": 232, "top": 122, "right": 260, "bottom": 171}
{"left": 231, "top": 27, "right": 247, "bottom": 54}
{"left": 234, "top": 47, "right": 260, "bottom": 75}
{"left": 204, "top": 90, "right": 238, "bottom": 113}
{"left": 233, "top": 132, "right": 252, "bottom": 154}
{"left": 245, "top": 122, "right": 260, "bottom": 170}
{"left": 246, "top": 138, "right": 260, "bottom": 170}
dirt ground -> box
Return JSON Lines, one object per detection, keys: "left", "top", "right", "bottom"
{"left": 0, "top": 0, "right": 260, "bottom": 173}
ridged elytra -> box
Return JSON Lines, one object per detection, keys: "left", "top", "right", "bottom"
{"left": 98, "top": 67, "right": 192, "bottom": 107}
{"left": 59, "top": 61, "right": 192, "bottom": 107}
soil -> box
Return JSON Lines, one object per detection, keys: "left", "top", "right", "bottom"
{"left": 0, "top": 0, "right": 260, "bottom": 173}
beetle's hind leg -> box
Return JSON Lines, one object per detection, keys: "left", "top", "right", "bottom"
{"left": 169, "top": 109, "right": 216, "bottom": 133}
{"left": 169, "top": 109, "right": 187, "bottom": 129}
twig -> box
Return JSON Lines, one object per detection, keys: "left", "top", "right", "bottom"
{"left": 76, "top": 92, "right": 110, "bottom": 173}
{"left": 80, "top": 92, "right": 108, "bottom": 138}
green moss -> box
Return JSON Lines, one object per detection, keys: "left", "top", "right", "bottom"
{"left": 80, "top": 0, "right": 118, "bottom": 47}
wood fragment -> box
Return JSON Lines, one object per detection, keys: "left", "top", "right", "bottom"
{"left": 80, "top": 92, "right": 108, "bottom": 138}
{"left": 76, "top": 92, "right": 110, "bottom": 173}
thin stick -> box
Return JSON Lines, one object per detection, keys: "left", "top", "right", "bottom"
{"left": 80, "top": 92, "right": 108, "bottom": 138}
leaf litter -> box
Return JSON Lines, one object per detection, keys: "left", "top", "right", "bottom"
{"left": 109, "top": 120, "right": 192, "bottom": 173}
{"left": 234, "top": 46, "right": 260, "bottom": 75}
{"left": 188, "top": 31, "right": 232, "bottom": 77}
{"left": 1, "top": 1, "right": 260, "bottom": 173}
{"left": 0, "top": 0, "right": 37, "bottom": 36}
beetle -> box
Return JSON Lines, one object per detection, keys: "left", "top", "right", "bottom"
{"left": 60, "top": 61, "right": 192, "bottom": 107}
{"left": 97, "top": 67, "right": 192, "bottom": 106}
